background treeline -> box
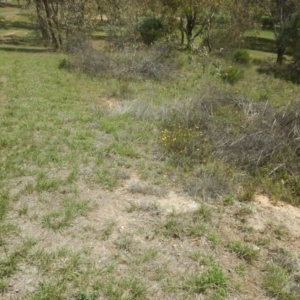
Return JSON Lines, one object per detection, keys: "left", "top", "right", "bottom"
{"left": 20, "top": 0, "right": 300, "bottom": 65}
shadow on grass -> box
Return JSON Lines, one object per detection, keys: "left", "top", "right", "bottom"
{"left": 0, "top": 46, "right": 50, "bottom": 53}
{"left": 257, "top": 63, "right": 300, "bottom": 84}
{"left": 244, "top": 36, "right": 276, "bottom": 53}
{"left": 91, "top": 34, "right": 108, "bottom": 41}
{"left": 0, "top": 33, "right": 44, "bottom": 47}
{"left": 0, "top": 2, "right": 21, "bottom": 8}
{"left": 0, "top": 20, "right": 34, "bottom": 31}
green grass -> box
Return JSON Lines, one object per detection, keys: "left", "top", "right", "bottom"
{"left": 0, "top": 190, "right": 10, "bottom": 221}
{"left": 184, "top": 263, "right": 228, "bottom": 299}
{"left": 42, "top": 198, "right": 92, "bottom": 231}
{"left": 263, "top": 263, "right": 298, "bottom": 300}
{"left": 227, "top": 241, "right": 259, "bottom": 263}
{"left": 98, "top": 276, "right": 148, "bottom": 300}
{"left": 100, "top": 220, "right": 116, "bottom": 240}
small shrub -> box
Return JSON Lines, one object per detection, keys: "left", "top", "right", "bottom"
{"left": 261, "top": 16, "right": 273, "bottom": 29}
{"left": 239, "top": 184, "right": 255, "bottom": 202}
{"left": 252, "top": 58, "right": 263, "bottom": 65}
{"left": 139, "top": 17, "right": 164, "bottom": 45}
{"left": 223, "top": 195, "right": 235, "bottom": 206}
{"left": 220, "top": 66, "right": 244, "bottom": 84}
{"left": 160, "top": 125, "right": 211, "bottom": 165}
{"left": 58, "top": 58, "right": 72, "bottom": 70}
{"left": 233, "top": 49, "right": 251, "bottom": 65}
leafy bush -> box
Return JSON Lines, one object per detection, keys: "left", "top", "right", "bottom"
{"left": 220, "top": 66, "right": 244, "bottom": 84}
{"left": 139, "top": 17, "right": 164, "bottom": 45}
{"left": 261, "top": 16, "right": 273, "bottom": 29}
{"left": 234, "top": 49, "right": 251, "bottom": 65}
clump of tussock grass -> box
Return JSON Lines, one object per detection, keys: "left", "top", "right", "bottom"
{"left": 227, "top": 241, "right": 260, "bottom": 263}
{"left": 127, "top": 181, "right": 167, "bottom": 197}
{"left": 184, "top": 262, "right": 228, "bottom": 298}
{"left": 155, "top": 204, "right": 213, "bottom": 239}
{"left": 263, "top": 263, "right": 299, "bottom": 300}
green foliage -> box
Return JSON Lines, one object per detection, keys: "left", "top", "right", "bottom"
{"left": 261, "top": 16, "right": 273, "bottom": 29}
{"left": 233, "top": 49, "right": 251, "bottom": 65}
{"left": 220, "top": 66, "right": 244, "bottom": 85}
{"left": 139, "top": 17, "right": 164, "bottom": 45}
{"left": 223, "top": 195, "right": 235, "bottom": 206}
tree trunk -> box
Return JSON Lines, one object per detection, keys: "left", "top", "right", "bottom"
{"left": 42, "top": 0, "right": 59, "bottom": 50}
{"left": 35, "top": 0, "right": 49, "bottom": 41}
{"left": 185, "top": 13, "right": 195, "bottom": 49}
{"left": 180, "top": 17, "right": 184, "bottom": 45}
{"left": 277, "top": 45, "right": 285, "bottom": 65}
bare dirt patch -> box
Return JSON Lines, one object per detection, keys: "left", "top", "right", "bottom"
{"left": 248, "top": 195, "right": 300, "bottom": 250}
{"left": 101, "top": 96, "right": 119, "bottom": 109}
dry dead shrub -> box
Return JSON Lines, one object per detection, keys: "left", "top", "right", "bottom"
{"left": 159, "top": 88, "right": 300, "bottom": 203}
{"left": 63, "top": 36, "right": 178, "bottom": 80}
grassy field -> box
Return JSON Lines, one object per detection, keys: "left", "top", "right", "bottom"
{"left": 1, "top": 3, "right": 300, "bottom": 300}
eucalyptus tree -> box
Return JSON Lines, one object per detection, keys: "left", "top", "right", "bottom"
{"left": 159, "top": 0, "right": 255, "bottom": 50}
{"left": 256, "top": 0, "right": 300, "bottom": 64}
{"left": 27, "top": 0, "right": 98, "bottom": 50}
{"left": 280, "top": 9, "right": 300, "bottom": 63}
